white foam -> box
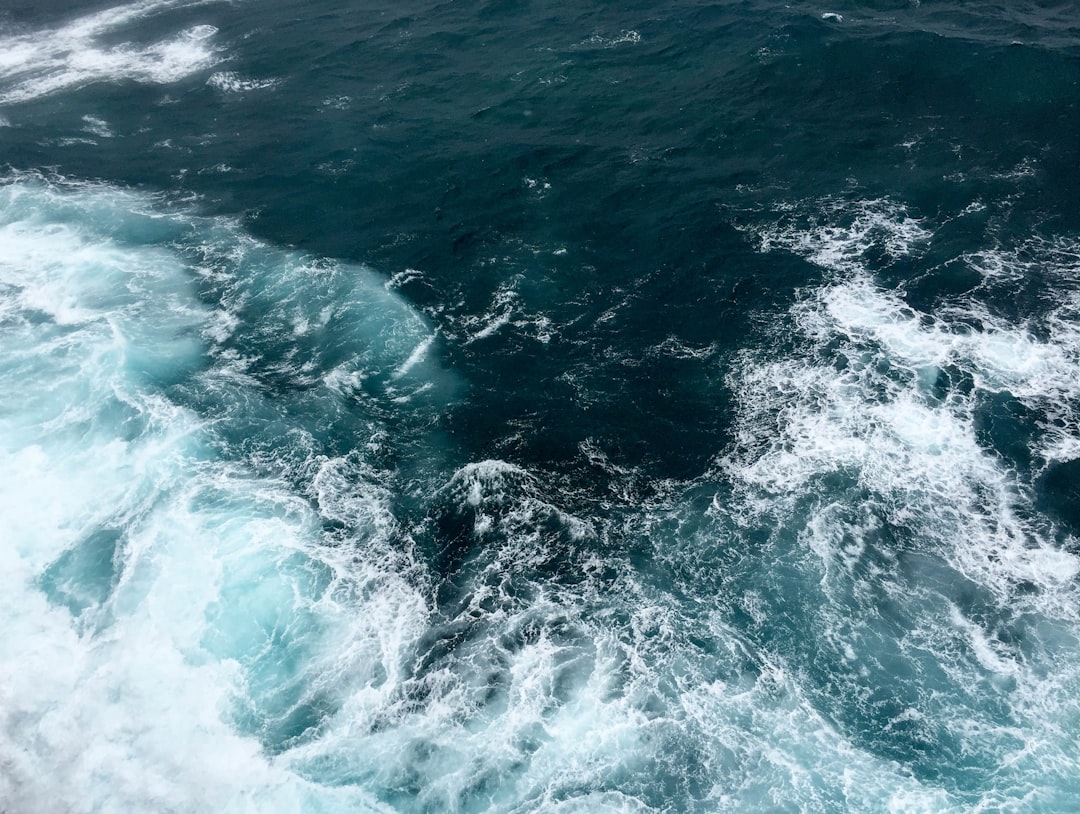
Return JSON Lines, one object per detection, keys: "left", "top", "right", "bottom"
{"left": 0, "top": 176, "right": 440, "bottom": 812}
{"left": 0, "top": 467, "right": 410, "bottom": 814}
{"left": 580, "top": 30, "right": 642, "bottom": 48}
{"left": 384, "top": 267, "right": 424, "bottom": 291}
{"left": 0, "top": 1, "right": 223, "bottom": 105}
{"left": 9, "top": 179, "right": 1077, "bottom": 810}
{"left": 717, "top": 199, "right": 1080, "bottom": 805}
{"left": 647, "top": 335, "right": 718, "bottom": 360}
{"left": 948, "top": 605, "right": 1019, "bottom": 678}
{"left": 816, "top": 276, "right": 1080, "bottom": 405}
{"left": 457, "top": 277, "right": 564, "bottom": 346}
{"left": 816, "top": 268, "right": 1080, "bottom": 467}
{"left": 728, "top": 304, "right": 1079, "bottom": 605}
{"left": 750, "top": 197, "right": 931, "bottom": 275}
{"left": 178, "top": 213, "right": 451, "bottom": 410}
{"left": 392, "top": 332, "right": 436, "bottom": 379}
{"left": 320, "top": 95, "right": 351, "bottom": 110}
{"left": 729, "top": 198, "right": 1080, "bottom": 603}
{"left": 207, "top": 71, "right": 280, "bottom": 93}
{"left": 464, "top": 281, "right": 518, "bottom": 343}
{"left": 81, "top": 114, "right": 114, "bottom": 137}
{"left": 332, "top": 458, "right": 970, "bottom": 812}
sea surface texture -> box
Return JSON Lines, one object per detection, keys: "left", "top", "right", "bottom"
{"left": 2, "top": 1, "right": 1079, "bottom": 811}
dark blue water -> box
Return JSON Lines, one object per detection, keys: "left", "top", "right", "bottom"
{"left": 2, "top": 1, "right": 1080, "bottom": 811}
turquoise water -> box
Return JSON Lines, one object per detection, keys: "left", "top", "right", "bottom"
{"left": 2, "top": 1, "right": 1080, "bottom": 811}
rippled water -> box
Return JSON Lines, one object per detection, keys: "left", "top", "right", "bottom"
{"left": 2, "top": 1, "right": 1079, "bottom": 811}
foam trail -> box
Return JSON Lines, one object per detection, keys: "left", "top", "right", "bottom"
{"left": 207, "top": 72, "right": 280, "bottom": 93}
{"left": 0, "top": 175, "right": 444, "bottom": 813}
{"left": 0, "top": 0, "right": 223, "bottom": 105}
{"left": 392, "top": 332, "right": 436, "bottom": 379}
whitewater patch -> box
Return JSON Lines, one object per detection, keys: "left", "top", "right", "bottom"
{"left": 0, "top": 175, "right": 450, "bottom": 813}
{"left": 0, "top": 0, "right": 223, "bottom": 106}
{"left": 81, "top": 114, "right": 114, "bottom": 137}
{"left": 577, "top": 30, "right": 642, "bottom": 49}
{"left": 0, "top": 177, "right": 1042, "bottom": 812}
{"left": 456, "top": 276, "right": 563, "bottom": 346}
{"left": 304, "top": 457, "right": 957, "bottom": 813}
{"left": 207, "top": 71, "right": 280, "bottom": 93}
{"left": 732, "top": 197, "right": 1080, "bottom": 597}
{"left": 709, "top": 196, "right": 1080, "bottom": 807}
{"left": 748, "top": 197, "right": 932, "bottom": 275}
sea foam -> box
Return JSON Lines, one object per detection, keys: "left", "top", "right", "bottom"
{"left": 0, "top": 0, "right": 223, "bottom": 105}
{"left": 0, "top": 175, "right": 441, "bottom": 813}
{"left": 709, "top": 197, "right": 1080, "bottom": 807}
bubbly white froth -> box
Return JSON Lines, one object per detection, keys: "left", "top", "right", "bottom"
{"left": 0, "top": 0, "right": 223, "bottom": 105}
{"left": 715, "top": 198, "right": 1080, "bottom": 809}
{"left": 5, "top": 177, "right": 1080, "bottom": 811}
{"left": 0, "top": 177, "right": 436, "bottom": 813}
{"left": 207, "top": 71, "right": 280, "bottom": 93}
{"left": 732, "top": 198, "right": 1080, "bottom": 594}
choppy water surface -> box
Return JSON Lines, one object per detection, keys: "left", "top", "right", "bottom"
{"left": 2, "top": 1, "right": 1079, "bottom": 811}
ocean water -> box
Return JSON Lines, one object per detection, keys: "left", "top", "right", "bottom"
{"left": 1, "top": 1, "right": 1079, "bottom": 811}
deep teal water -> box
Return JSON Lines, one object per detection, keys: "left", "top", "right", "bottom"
{"left": 2, "top": 1, "right": 1080, "bottom": 811}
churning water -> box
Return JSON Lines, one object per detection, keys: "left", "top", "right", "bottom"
{"left": 2, "top": 1, "right": 1080, "bottom": 811}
